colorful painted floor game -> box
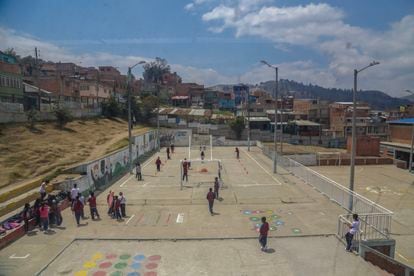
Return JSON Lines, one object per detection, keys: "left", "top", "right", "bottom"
{"left": 72, "top": 252, "right": 161, "bottom": 276}
{"left": 241, "top": 209, "right": 302, "bottom": 234}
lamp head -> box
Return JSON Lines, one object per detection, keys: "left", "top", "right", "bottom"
{"left": 369, "top": 61, "right": 380, "bottom": 66}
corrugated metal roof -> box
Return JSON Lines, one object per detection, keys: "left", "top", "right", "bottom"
{"left": 291, "top": 120, "right": 320, "bottom": 126}
{"left": 246, "top": 117, "right": 270, "bottom": 122}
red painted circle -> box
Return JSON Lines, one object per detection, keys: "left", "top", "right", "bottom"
{"left": 106, "top": 254, "right": 117, "bottom": 259}
{"left": 145, "top": 263, "right": 158, "bottom": 269}
{"left": 93, "top": 271, "right": 107, "bottom": 276}
{"left": 148, "top": 255, "right": 161, "bottom": 262}
{"left": 144, "top": 272, "right": 157, "bottom": 276}
{"left": 99, "top": 262, "right": 112, "bottom": 269}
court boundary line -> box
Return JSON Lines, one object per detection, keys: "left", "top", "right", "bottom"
{"left": 241, "top": 148, "right": 282, "bottom": 186}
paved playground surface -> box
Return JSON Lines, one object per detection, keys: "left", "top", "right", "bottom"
{"left": 0, "top": 146, "right": 395, "bottom": 275}
{"left": 313, "top": 165, "right": 414, "bottom": 266}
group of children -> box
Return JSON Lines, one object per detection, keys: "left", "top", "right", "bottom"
{"left": 70, "top": 184, "right": 100, "bottom": 226}
{"left": 106, "top": 190, "right": 127, "bottom": 220}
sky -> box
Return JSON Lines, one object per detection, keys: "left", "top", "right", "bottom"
{"left": 0, "top": 0, "right": 413, "bottom": 96}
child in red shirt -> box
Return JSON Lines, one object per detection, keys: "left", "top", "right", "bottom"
{"left": 259, "top": 216, "right": 270, "bottom": 251}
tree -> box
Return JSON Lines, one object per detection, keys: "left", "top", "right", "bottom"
{"left": 139, "top": 95, "right": 159, "bottom": 123}
{"left": 102, "top": 96, "right": 122, "bottom": 118}
{"left": 4, "top": 48, "right": 17, "bottom": 57}
{"left": 26, "top": 108, "right": 39, "bottom": 129}
{"left": 229, "top": 116, "right": 245, "bottom": 140}
{"left": 54, "top": 106, "right": 73, "bottom": 129}
{"left": 143, "top": 57, "right": 171, "bottom": 84}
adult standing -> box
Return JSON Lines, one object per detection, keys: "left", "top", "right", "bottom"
{"left": 33, "top": 199, "right": 41, "bottom": 229}
{"left": 39, "top": 181, "right": 47, "bottom": 200}
{"left": 51, "top": 200, "right": 62, "bottom": 226}
{"left": 39, "top": 202, "right": 49, "bottom": 232}
{"left": 201, "top": 150, "right": 205, "bottom": 162}
{"left": 259, "top": 217, "right": 269, "bottom": 251}
{"left": 70, "top": 184, "right": 80, "bottom": 202}
{"left": 170, "top": 143, "right": 175, "bottom": 154}
{"left": 107, "top": 190, "right": 114, "bottom": 215}
{"left": 345, "top": 214, "right": 360, "bottom": 252}
{"left": 235, "top": 147, "right": 240, "bottom": 159}
{"left": 206, "top": 188, "right": 215, "bottom": 216}
{"left": 155, "top": 157, "right": 162, "bottom": 172}
{"left": 119, "top": 192, "right": 127, "bottom": 217}
{"left": 136, "top": 162, "right": 142, "bottom": 181}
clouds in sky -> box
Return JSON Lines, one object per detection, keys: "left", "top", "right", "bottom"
{"left": 192, "top": 1, "right": 414, "bottom": 96}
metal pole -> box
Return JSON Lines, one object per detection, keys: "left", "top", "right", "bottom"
{"left": 247, "top": 87, "right": 251, "bottom": 151}
{"left": 349, "top": 69, "right": 357, "bottom": 211}
{"left": 157, "top": 83, "right": 160, "bottom": 152}
{"left": 410, "top": 124, "right": 414, "bottom": 172}
{"left": 127, "top": 67, "right": 133, "bottom": 174}
{"left": 273, "top": 67, "right": 278, "bottom": 174}
{"left": 280, "top": 96, "right": 283, "bottom": 154}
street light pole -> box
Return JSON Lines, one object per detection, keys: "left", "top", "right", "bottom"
{"left": 127, "top": 61, "right": 146, "bottom": 174}
{"left": 405, "top": 90, "right": 414, "bottom": 172}
{"left": 247, "top": 86, "right": 251, "bottom": 151}
{"left": 349, "top": 61, "right": 379, "bottom": 211}
{"left": 261, "top": 60, "right": 278, "bottom": 173}
{"left": 157, "top": 82, "right": 160, "bottom": 152}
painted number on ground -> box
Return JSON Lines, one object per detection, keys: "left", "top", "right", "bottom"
{"left": 176, "top": 213, "right": 184, "bottom": 223}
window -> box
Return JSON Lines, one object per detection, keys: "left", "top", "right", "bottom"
{"left": 0, "top": 76, "right": 4, "bottom": 86}
{"left": 6, "top": 77, "right": 10, "bottom": 87}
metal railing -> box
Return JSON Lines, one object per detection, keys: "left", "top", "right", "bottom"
{"left": 337, "top": 214, "right": 391, "bottom": 252}
{"left": 260, "top": 145, "right": 393, "bottom": 238}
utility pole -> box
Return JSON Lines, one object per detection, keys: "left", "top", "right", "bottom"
{"left": 35, "top": 47, "right": 41, "bottom": 110}
{"left": 349, "top": 61, "right": 379, "bottom": 211}
{"left": 261, "top": 60, "right": 279, "bottom": 174}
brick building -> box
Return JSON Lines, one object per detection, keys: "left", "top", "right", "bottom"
{"left": 0, "top": 53, "right": 23, "bottom": 103}
{"left": 381, "top": 118, "right": 414, "bottom": 170}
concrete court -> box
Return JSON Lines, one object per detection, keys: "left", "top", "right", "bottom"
{"left": 40, "top": 237, "right": 389, "bottom": 276}
{"left": 313, "top": 165, "right": 414, "bottom": 266}
{"left": 0, "top": 146, "right": 387, "bottom": 275}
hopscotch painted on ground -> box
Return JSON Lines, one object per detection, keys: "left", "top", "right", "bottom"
{"left": 69, "top": 251, "right": 161, "bottom": 276}
{"left": 241, "top": 209, "right": 302, "bottom": 234}
{"left": 180, "top": 134, "right": 223, "bottom": 190}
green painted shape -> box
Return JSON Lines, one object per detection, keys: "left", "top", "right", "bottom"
{"left": 249, "top": 217, "right": 260, "bottom": 222}
{"left": 114, "top": 262, "right": 128, "bottom": 269}
{"left": 292, "top": 228, "right": 301, "bottom": 234}
{"left": 119, "top": 254, "right": 131, "bottom": 260}
{"left": 110, "top": 271, "right": 123, "bottom": 276}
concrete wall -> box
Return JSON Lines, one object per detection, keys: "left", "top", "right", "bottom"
{"left": 287, "top": 154, "right": 317, "bottom": 166}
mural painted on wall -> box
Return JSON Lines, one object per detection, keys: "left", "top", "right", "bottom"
{"left": 87, "top": 130, "right": 158, "bottom": 190}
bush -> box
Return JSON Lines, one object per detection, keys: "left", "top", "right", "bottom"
{"left": 102, "top": 97, "right": 122, "bottom": 118}
{"left": 54, "top": 106, "right": 73, "bottom": 129}
{"left": 229, "top": 116, "right": 245, "bottom": 140}
{"left": 26, "top": 108, "right": 39, "bottom": 129}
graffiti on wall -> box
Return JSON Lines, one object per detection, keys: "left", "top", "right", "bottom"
{"left": 86, "top": 130, "right": 158, "bottom": 191}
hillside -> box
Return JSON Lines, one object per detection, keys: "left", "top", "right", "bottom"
{"left": 0, "top": 119, "right": 148, "bottom": 188}
{"left": 210, "top": 80, "right": 411, "bottom": 110}
{"left": 258, "top": 80, "right": 411, "bottom": 110}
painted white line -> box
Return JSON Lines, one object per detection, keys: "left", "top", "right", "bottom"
{"left": 237, "top": 183, "right": 281, "bottom": 187}
{"left": 120, "top": 155, "right": 157, "bottom": 187}
{"left": 241, "top": 148, "right": 282, "bottom": 185}
{"left": 125, "top": 214, "right": 135, "bottom": 225}
{"left": 397, "top": 252, "right": 409, "bottom": 262}
{"left": 176, "top": 213, "right": 184, "bottom": 223}
{"left": 142, "top": 182, "right": 151, "bottom": 187}
{"left": 9, "top": 253, "right": 30, "bottom": 259}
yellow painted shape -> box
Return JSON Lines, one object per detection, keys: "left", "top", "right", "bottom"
{"left": 74, "top": 270, "right": 88, "bottom": 276}
{"left": 83, "top": 261, "right": 96, "bottom": 269}
{"left": 92, "top": 252, "right": 103, "bottom": 261}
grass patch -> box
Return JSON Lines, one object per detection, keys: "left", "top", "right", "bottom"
{"left": 105, "top": 137, "right": 129, "bottom": 154}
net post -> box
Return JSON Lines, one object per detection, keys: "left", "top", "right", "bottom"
{"left": 188, "top": 135, "right": 191, "bottom": 160}
{"left": 180, "top": 159, "right": 183, "bottom": 190}
{"left": 210, "top": 135, "right": 213, "bottom": 161}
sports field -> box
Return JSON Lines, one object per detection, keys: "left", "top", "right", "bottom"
{"left": 0, "top": 146, "right": 390, "bottom": 275}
